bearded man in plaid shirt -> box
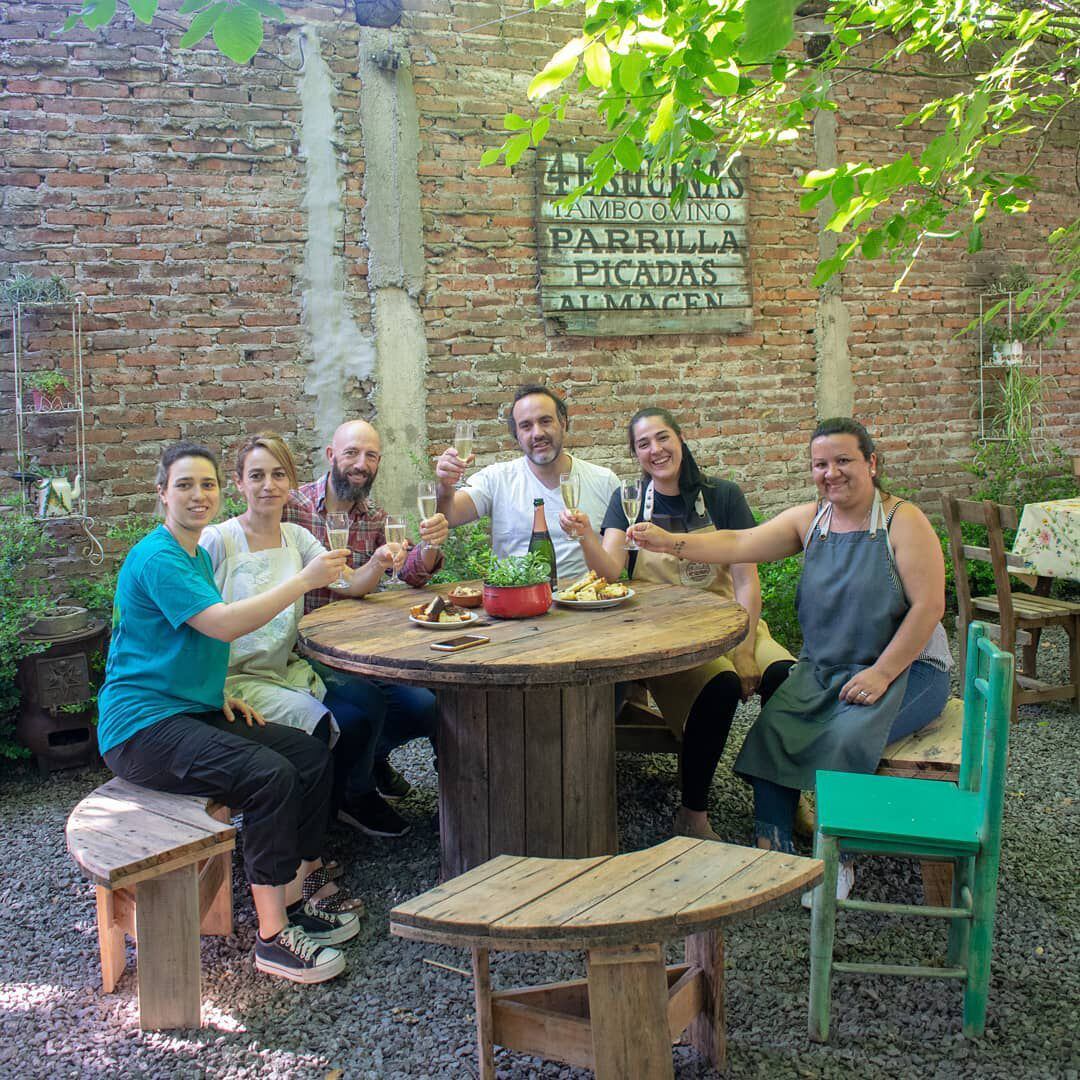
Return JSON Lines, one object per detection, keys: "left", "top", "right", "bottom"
{"left": 284, "top": 419, "right": 448, "bottom": 839}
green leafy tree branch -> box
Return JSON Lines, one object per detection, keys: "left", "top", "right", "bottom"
{"left": 484, "top": 0, "right": 1079, "bottom": 334}
{"left": 60, "top": 0, "right": 285, "bottom": 65}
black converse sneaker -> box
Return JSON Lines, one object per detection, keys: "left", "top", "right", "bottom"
{"left": 254, "top": 925, "right": 345, "bottom": 984}
{"left": 286, "top": 900, "right": 361, "bottom": 945}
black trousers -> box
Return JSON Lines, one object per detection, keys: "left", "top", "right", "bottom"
{"left": 104, "top": 711, "right": 332, "bottom": 887}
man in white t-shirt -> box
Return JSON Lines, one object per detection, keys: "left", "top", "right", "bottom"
{"left": 434, "top": 385, "right": 619, "bottom": 581}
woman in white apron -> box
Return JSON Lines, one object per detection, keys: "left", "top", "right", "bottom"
{"left": 201, "top": 434, "right": 405, "bottom": 912}
{"left": 629, "top": 418, "right": 951, "bottom": 900}
{"left": 561, "top": 407, "right": 796, "bottom": 841}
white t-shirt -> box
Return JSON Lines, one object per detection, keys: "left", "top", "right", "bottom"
{"left": 463, "top": 455, "right": 619, "bottom": 580}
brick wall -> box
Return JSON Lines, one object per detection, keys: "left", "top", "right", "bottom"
{"left": 1, "top": 0, "right": 1076, "bottom": 575}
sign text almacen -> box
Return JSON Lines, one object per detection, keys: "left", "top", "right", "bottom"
{"left": 536, "top": 152, "right": 749, "bottom": 336}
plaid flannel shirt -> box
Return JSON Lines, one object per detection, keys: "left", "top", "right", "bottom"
{"left": 284, "top": 475, "right": 440, "bottom": 614}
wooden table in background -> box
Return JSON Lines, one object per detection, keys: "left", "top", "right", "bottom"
{"left": 298, "top": 582, "right": 748, "bottom": 879}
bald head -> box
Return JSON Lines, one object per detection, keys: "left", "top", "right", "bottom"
{"left": 327, "top": 419, "right": 382, "bottom": 504}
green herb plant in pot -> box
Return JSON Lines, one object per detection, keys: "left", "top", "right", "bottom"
{"left": 481, "top": 551, "right": 553, "bottom": 618}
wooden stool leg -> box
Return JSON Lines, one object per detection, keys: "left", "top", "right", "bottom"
{"left": 134, "top": 864, "right": 201, "bottom": 1030}
{"left": 95, "top": 886, "right": 127, "bottom": 993}
{"left": 920, "top": 859, "right": 954, "bottom": 908}
{"left": 587, "top": 944, "right": 674, "bottom": 1080}
{"left": 471, "top": 947, "right": 495, "bottom": 1080}
{"left": 198, "top": 851, "right": 233, "bottom": 936}
{"left": 685, "top": 929, "right": 726, "bottom": 1071}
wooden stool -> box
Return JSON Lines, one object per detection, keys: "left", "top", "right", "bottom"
{"left": 67, "top": 777, "right": 235, "bottom": 1030}
{"left": 391, "top": 837, "right": 822, "bottom": 1079}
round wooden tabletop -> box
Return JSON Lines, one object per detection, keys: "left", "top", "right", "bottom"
{"left": 297, "top": 581, "right": 749, "bottom": 689}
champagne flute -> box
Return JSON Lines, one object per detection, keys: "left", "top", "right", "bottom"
{"left": 417, "top": 480, "right": 441, "bottom": 550}
{"left": 453, "top": 420, "right": 475, "bottom": 488}
{"left": 325, "top": 512, "right": 351, "bottom": 589}
{"left": 384, "top": 513, "right": 407, "bottom": 589}
{"left": 621, "top": 478, "right": 642, "bottom": 551}
{"left": 559, "top": 470, "right": 581, "bottom": 543}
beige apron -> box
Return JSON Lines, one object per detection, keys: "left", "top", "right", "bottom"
{"left": 633, "top": 487, "right": 792, "bottom": 736}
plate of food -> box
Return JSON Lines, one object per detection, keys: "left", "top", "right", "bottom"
{"left": 409, "top": 594, "right": 481, "bottom": 628}
{"left": 554, "top": 572, "right": 635, "bottom": 609}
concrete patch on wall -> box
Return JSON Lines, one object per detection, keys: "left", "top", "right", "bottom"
{"left": 297, "top": 25, "right": 375, "bottom": 460}
{"left": 357, "top": 26, "right": 430, "bottom": 513}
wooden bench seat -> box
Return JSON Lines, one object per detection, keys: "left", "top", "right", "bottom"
{"left": 391, "top": 837, "right": 822, "bottom": 1079}
{"left": 66, "top": 777, "right": 235, "bottom": 1030}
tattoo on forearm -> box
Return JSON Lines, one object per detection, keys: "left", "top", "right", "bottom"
{"left": 673, "top": 539, "right": 686, "bottom": 557}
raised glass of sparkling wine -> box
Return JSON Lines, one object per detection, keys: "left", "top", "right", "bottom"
{"left": 621, "top": 477, "right": 641, "bottom": 551}
{"left": 453, "top": 420, "right": 475, "bottom": 488}
{"left": 384, "top": 513, "right": 407, "bottom": 588}
{"left": 325, "top": 512, "right": 350, "bottom": 589}
{"left": 417, "top": 481, "right": 440, "bottom": 549}
{"left": 559, "top": 471, "right": 581, "bottom": 542}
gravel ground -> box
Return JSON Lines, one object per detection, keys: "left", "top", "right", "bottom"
{"left": 1, "top": 628, "right": 1077, "bottom": 1079}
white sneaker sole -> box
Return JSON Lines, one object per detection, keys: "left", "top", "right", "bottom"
{"left": 299, "top": 913, "right": 361, "bottom": 946}
{"left": 255, "top": 949, "right": 345, "bottom": 984}
{"left": 337, "top": 808, "right": 411, "bottom": 838}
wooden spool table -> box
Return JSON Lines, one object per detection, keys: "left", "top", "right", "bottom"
{"left": 66, "top": 778, "right": 235, "bottom": 1030}
{"left": 391, "top": 837, "right": 823, "bottom": 1078}
{"left": 299, "top": 581, "right": 748, "bottom": 879}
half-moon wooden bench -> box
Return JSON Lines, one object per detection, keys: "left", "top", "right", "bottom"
{"left": 391, "top": 836, "right": 822, "bottom": 1079}
{"left": 66, "top": 777, "right": 236, "bottom": 1030}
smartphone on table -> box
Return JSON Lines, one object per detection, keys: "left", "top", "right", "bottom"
{"left": 430, "top": 634, "right": 490, "bottom": 653}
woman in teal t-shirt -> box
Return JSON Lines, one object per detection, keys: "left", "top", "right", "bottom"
{"left": 98, "top": 441, "right": 359, "bottom": 985}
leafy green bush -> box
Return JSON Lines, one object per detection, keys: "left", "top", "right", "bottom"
{"left": 750, "top": 510, "right": 804, "bottom": 653}
{"left": 0, "top": 515, "right": 55, "bottom": 759}
{"left": 481, "top": 551, "right": 551, "bottom": 588}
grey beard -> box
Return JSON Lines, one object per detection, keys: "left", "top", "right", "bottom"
{"left": 330, "top": 466, "right": 373, "bottom": 504}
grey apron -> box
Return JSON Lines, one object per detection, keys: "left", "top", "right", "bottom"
{"left": 734, "top": 493, "right": 911, "bottom": 791}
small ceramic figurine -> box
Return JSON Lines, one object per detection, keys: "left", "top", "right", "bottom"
{"left": 37, "top": 475, "right": 81, "bottom": 517}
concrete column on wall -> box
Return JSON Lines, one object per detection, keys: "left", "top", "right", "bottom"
{"left": 357, "top": 27, "right": 429, "bottom": 515}
{"left": 810, "top": 67, "right": 853, "bottom": 419}
{"left": 297, "top": 26, "right": 376, "bottom": 460}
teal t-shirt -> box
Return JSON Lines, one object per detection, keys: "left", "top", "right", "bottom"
{"left": 97, "top": 526, "right": 230, "bottom": 755}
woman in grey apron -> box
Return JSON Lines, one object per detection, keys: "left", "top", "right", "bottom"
{"left": 629, "top": 418, "right": 951, "bottom": 896}
{"left": 561, "top": 407, "right": 796, "bottom": 842}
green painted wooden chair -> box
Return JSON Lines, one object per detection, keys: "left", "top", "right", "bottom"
{"left": 807, "top": 622, "right": 1014, "bottom": 1041}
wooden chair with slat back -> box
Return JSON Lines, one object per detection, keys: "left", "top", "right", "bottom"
{"left": 941, "top": 495, "right": 1080, "bottom": 716}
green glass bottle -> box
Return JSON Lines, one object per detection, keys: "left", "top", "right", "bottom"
{"left": 527, "top": 497, "right": 558, "bottom": 591}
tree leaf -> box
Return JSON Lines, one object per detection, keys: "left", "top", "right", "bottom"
{"left": 237, "top": 0, "right": 284, "bottom": 19}
{"left": 705, "top": 57, "right": 740, "bottom": 97}
{"left": 503, "top": 113, "right": 528, "bottom": 131}
{"left": 503, "top": 131, "right": 531, "bottom": 167}
{"left": 82, "top": 0, "right": 117, "bottom": 30}
{"left": 531, "top": 117, "right": 550, "bottom": 145}
{"left": 646, "top": 91, "right": 675, "bottom": 145}
{"left": 128, "top": 0, "right": 159, "bottom": 23}
{"left": 528, "top": 36, "right": 586, "bottom": 100}
{"left": 613, "top": 134, "right": 642, "bottom": 172}
{"left": 178, "top": 0, "right": 210, "bottom": 13}
{"left": 583, "top": 41, "right": 612, "bottom": 89}
{"left": 212, "top": 3, "right": 263, "bottom": 64}
{"left": 740, "top": 0, "right": 795, "bottom": 63}
{"left": 479, "top": 147, "right": 502, "bottom": 167}
{"left": 616, "top": 51, "right": 647, "bottom": 94}
{"left": 179, "top": 1, "right": 226, "bottom": 47}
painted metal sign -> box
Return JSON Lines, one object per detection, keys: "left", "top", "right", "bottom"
{"left": 536, "top": 151, "right": 750, "bottom": 336}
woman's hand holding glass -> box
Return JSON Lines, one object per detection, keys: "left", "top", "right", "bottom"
{"left": 371, "top": 542, "right": 407, "bottom": 574}
{"left": 626, "top": 521, "right": 675, "bottom": 554}
{"left": 304, "top": 546, "right": 351, "bottom": 590}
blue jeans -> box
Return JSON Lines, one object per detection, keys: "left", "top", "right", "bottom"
{"left": 751, "top": 660, "right": 951, "bottom": 852}
{"left": 312, "top": 661, "right": 437, "bottom": 806}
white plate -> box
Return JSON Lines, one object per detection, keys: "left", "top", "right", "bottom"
{"left": 553, "top": 588, "right": 635, "bottom": 610}
{"left": 409, "top": 612, "right": 481, "bottom": 629}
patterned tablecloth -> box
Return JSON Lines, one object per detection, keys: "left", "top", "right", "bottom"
{"left": 1012, "top": 498, "right": 1080, "bottom": 581}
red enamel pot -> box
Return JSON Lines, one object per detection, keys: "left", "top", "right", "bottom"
{"left": 481, "top": 583, "right": 552, "bottom": 619}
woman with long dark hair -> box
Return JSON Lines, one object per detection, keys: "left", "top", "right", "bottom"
{"left": 561, "top": 407, "right": 796, "bottom": 841}
{"left": 628, "top": 418, "right": 952, "bottom": 901}
{"left": 97, "top": 441, "right": 361, "bottom": 983}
